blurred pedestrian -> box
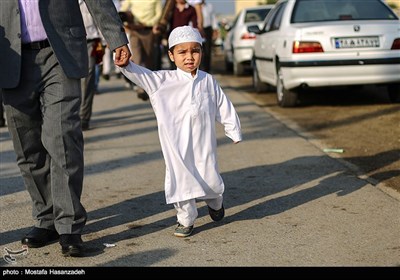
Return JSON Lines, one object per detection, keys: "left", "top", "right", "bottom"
{"left": 0, "top": 90, "right": 5, "bottom": 127}
{"left": 187, "top": 0, "right": 204, "bottom": 36}
{"left": 167, "top": 0, "right": 198, "bottom": 69}
{"left": 119, "top": 0, "right": 163, "bottom": 101}
{"left": 200, "top": 0, "right": 219, "bottom": 72}
{"left": 118, "top": 26, "right": 242, "bottom": 237}
{"left": 0, "top": 0, "right": 130, "bottom": 257}
{"left": 170, "top": 0, "right": 198, "bottom": 31}
{"left": 79, "top": 0, "right": 105, "bottom": 131}
{"left": 102, "top": 0, "right": 122, "bottom": 81}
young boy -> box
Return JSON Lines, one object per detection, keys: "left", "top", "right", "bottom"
{"left": 119, "top": 26, "right": 242, "bottom": 237}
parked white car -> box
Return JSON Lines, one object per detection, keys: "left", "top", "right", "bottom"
{"left": 223, "top": 5, "right": 274, "bottom": 76}
{"left": 249, "top": 0, "right": 400, "bottom": 107}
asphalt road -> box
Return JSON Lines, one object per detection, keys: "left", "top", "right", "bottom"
{"left": 1, "top": 71, "right": 399, "bottom": 270}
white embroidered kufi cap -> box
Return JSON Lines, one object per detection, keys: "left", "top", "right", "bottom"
{"left": 168, "top": 26, "right": 203, "bottom": 49}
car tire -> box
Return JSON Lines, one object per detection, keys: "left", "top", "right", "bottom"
{"left": 233, "top": 55, "right": 245, "bottom": 76}
{"left": 252, "top": 60, "right": 269, "bottom": 93}
{"left": 276, "top": 67, "right": 298, "bottom": 107}
{"left": 224, "top": 55, "right": 233, "bottom": 72}
{"left": 233, "top": 62, "right": 245, "bottom": 76}
{"left": 388, "top": 84, "right": 400, "bottom": 103}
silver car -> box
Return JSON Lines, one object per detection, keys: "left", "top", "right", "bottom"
{"left": 250, "top": 0, "right": 400, "bottom": 107}
{"left": 223, "top": 5, "right": 274, "bottom": 76}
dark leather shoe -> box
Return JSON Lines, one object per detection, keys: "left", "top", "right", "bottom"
{"left": 208, "top": 204, "right": 225, "bottom": 222}
{"left": 81, "top": 121, "right": 89, "bottom": 131}
{"left": 60, "top": 234, "right": 84, "bottom": 257}
{"left": 21, "top": 227, "right": 59, "bottom": 248}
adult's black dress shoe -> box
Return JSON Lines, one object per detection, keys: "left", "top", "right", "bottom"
{"left": 60, "top": 234, "right": 84, "bottom": 257}
{"left": 21, "top": 227, "right": 59, "bottom": 248}
{"left": 81, "top": 121, "right": 90, "bottom": 131}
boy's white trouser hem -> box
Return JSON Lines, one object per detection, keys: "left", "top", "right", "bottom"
{"left": 174, "top": 196, "right": 223, "bottom": 227}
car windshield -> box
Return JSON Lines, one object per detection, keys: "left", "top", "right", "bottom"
{"left": 291, "top": 0, "right": 399, "bottom": 23}
{"left": 245, "top": 8, "right": 271, "bottom": 23}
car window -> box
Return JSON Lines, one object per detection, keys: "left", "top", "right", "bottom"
{"left": 263, "top": 2, "right": 287, "bottom": 32}
{"left": 292, "top": 0, "right": 399, "bottom": 23}
{"left": 244, "top": 8, "right": 271, "bottom": 23}
{"left": 270, "top": 3, "right": 286, "bottom": 31}
{"left": 231, "top": 14, "right": 239, "bottom": 29}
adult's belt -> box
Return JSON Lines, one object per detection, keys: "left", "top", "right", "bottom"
{"left": 22, "top": 39, "right": 50, "bottom": 50}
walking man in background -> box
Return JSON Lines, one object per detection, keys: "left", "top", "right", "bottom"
{"left": 200, "top": 0, "right": 219, "bottom": 72}
{"left": 0, "top": 91, "right": 5, "bottom": 127}
{"left": 119, "top": 0, "right": 163, "bottom": 101}
{"left": 101, "top": 0, "right": 122, "bottom": 81}
{"left": 79, "top": 0, "right": 105, "bottom": 131}
{"left": 186, "top": 0, "right": 204, "bottom": 37}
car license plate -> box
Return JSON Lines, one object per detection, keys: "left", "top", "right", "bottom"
{"left": 335, "top": 37, "right": 380, "bottom": 48}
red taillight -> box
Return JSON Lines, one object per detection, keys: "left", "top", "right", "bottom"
{"left": 293, "top": 41, "right": 324, "bottom": 53}
{"left": 241, "top": 33, "right": 256, "bottom": 40}
{"left": 391, "top": 38, "right": 400, "bottom": 50}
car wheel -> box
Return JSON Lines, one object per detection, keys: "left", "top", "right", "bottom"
{"left": 233, "top": 56, "right": 245, "bottom": 76}
{"left": 276, "top": 67, "right": 298, "bottom": 107}
{"left": 388, "top": 84, "right": 400, "bottom": 103}
{"left": 252, "top": 60, "right": 269, "bottom": 93}
{"left": 224, "top": 55, "right": 233, "bottom": 72}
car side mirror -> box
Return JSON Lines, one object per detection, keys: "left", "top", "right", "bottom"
{"left": 247, "top": 25, "right": 261, "bottom": 34}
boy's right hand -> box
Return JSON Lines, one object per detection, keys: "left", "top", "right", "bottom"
{"left": 114, "top": 45, "right": 131, "bottom": 66}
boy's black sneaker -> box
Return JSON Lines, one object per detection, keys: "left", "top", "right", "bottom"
{"left": 208, "top": 204, "right": 225, "bottom": 222}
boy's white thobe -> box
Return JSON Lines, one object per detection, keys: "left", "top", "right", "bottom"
{"left": 120, "top": 62, "right": 242, "bottom": 205}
